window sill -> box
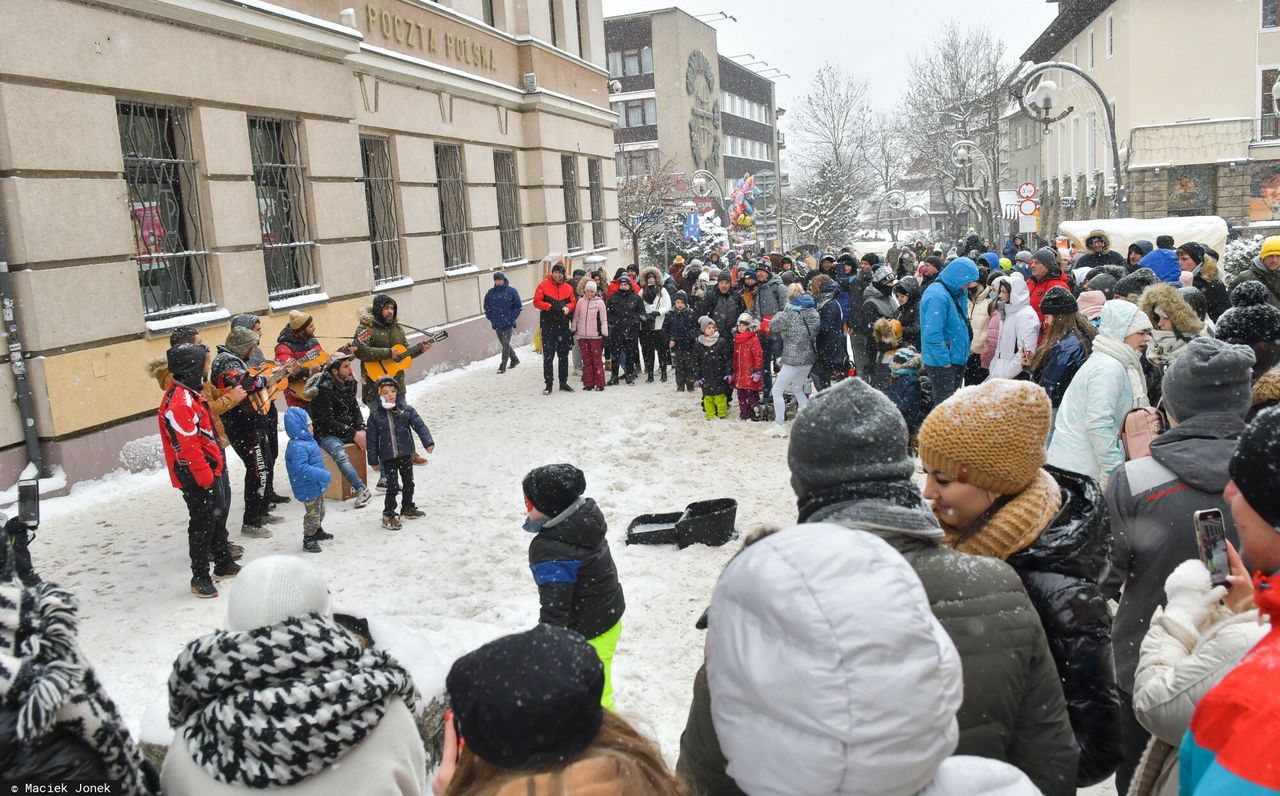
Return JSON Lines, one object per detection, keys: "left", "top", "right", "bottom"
{"left": 444, "top": 265, "right": 480, "bottom": 277}
{"left": 375, "top": 276, "right": 415, "bottom": 291}
{"left": 500, "top": 258, "right": 530, "bottom": 267}
{"left": 144, "top": 307, "right": 229, "bottom": 333}
{"left": 268, "top": 291, "right": 330, "bottom": 312}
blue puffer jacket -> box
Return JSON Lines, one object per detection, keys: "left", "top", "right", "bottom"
{"left": 483, "top": 273, "right": 523, "bottom": 330}
{"left": 366, "top": 377, "right": 435, "bottom": 465}
{"left": 283, "top": 406, "right": 330, "bottom": 502}
{"left": 920, "top": 257, "right": 978, "bottom": 367}
{"left": 1033, "top": 331, "right": 1090, "bottom": 407}
{"left": 1138, "top": 249, "right": 1182, "bottom": 284}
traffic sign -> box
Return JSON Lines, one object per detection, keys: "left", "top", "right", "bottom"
{"left": 1019, "top": 199, "right": 1039, "bottom": 216}
{"left": 1017, "top": 182, "right": 1037, "bottom": 200}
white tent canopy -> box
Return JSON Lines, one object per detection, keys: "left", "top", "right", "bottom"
{"left": 1058, "top": 216, "right": 1229, "bottom": 256}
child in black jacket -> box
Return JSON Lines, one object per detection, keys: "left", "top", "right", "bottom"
{"left": 695, "top": 316, "right": 733, "bottom": 420}
{"left": 522, "top": 464, "right": 625, "bottom": 710}
{"left": 667, "top": 292, "right": 700, "bottom": 392}
{"left": 366, "top": 376, "right": 434, "bottom": 529}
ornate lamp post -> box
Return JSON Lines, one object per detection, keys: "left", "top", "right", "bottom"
{"left": 875, "top": 189, "right": 908, "bottom": 243}
{"left": 950, "top": 140, "right": 999, "bottom": 245}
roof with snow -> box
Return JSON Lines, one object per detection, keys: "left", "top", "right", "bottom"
{"left": 1021, "top": 0, "right": 1118, "bottom": 63}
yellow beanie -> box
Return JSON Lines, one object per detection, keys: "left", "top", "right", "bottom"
{"left": 917, "top": 380, "right": 1051, "bottom": 494}
{"left": 288, "top": 309, "right": 313, "bottom": 331}
{"left": 1261, "top": 236, "right": 1280, "bottom": 260}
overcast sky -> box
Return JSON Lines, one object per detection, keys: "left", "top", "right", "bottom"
{"left": 601, "top": 0, "right": 1060, "bottom": 112}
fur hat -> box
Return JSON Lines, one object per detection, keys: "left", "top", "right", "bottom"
{"left": 288, "top": 310, "right": 312, "bottom": 331}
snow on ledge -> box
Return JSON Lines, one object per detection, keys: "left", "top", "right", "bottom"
{"left": 268, "top": 291, "right": 330, "bottom": 311}
{"left": 143, "top": 308, "right": 229, "bottom": 333}
{"left": 375, "top": 276, "right": 415, "bottom": 291}
{"left": 444, "top": 265, "right": 480, "bottom": 278}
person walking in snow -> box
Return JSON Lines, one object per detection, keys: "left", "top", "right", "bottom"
{"left": 765, "top": 285, "right": 820, "bottom": 435}
{"left": 366, "top": 377, "right": 434, "bottom": 530}
{"left": 283, "top": 407, "right": 331, "bottom": 554}
{"left": 483, "top": 271, "right": 522, "bottom": 374}
{"left": 520, "top": 464, "right": 625, "bottom": 711}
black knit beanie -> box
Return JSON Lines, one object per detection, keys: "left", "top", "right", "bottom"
{"left": 522, "top": 464, "right": 586, "bottom": 517}
{"left": 1229, "top": 406, "right": 1280, "bottom": 528}
{"left": 1039, "top": 286, "right": 1078, "bottom": 316}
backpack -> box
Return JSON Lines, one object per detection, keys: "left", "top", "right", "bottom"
{"left": 1121, "top": 401, "right": 1167, "bottom": 460}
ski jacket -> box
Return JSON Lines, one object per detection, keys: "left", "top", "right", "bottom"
{"left": 1032, "top": 331, "right": 1090, "bottom": 407}
{"left": 148, "top": 356, "right": 236, "bottom": 449}
{"left": 533, "top": 277, "right": 577, "bottom": 330}
{"left": 483, "top": 275, "right": 523, "bottom": 331}
{"left": 988, "top": 273, "right": 1041, "bottom": 380}
{"left": 701, "top": 287, "right": 746, "bottom": 339}
{"left": 814, "top": 293, "right": 846, "bottom": 367}
{"left": 1139, "top": 249, "right": 1183, "bottom": 285}
{"left": 667, "top": 308, "right": 699, "bottom": 351}
{"left": 354, "top": 296, "right": 425, "bottom": 405}
{"left": 283, "top": 407, "right": 330, "bottom": 503}
{"left": 365, "top": 380, "right": 433, "bottom": 465}
{"left": 527, "top": 497, "right": 625, "bottom": 640}
{"left": 1102, "top": 412, "right": 1244, "bottom": 692}
{"left": 605, "top": 289, "right": 645, "bottom": 341}
{"left": 570, "top": 294, "right": 609, "bottom": 340}
{"left": 696, "top": 334, "right": 733, "bottom": 395}
{"left": 1228, "top": 257, "right": 1280, "bottom": 310}
{"left": 920, "top": 257, "right": 978, "bottom": 367}
{"left": 1180, "top": 573, "right": 1280, "bottom": 795}
{"left": 770, "top": 296, "right": 820, "bottom": 367}
{"left": 1027, "top": 271, "right": 1072, "bottom": 322}
{"left": 751, "top": 274, "right": 788, "bottom": 320}
{"left": 732, "top": 331, "right": 763, "bottom": 391}
{"left": 309, "top": 371, "right": 365, "bottom": 443}
{"left": 159, "top": 381, "right": 224, "bottom": 491}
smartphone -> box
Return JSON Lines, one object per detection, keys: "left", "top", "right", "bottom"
{"left": 17, "top": 479, "right": 39, "bottom": 529}
{"left": 1194, "top": 509, "right": 1229, "bottom": 589}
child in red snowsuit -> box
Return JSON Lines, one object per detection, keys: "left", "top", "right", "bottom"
{"left": 733, "top": 313, "right": 764, "bottom": 420}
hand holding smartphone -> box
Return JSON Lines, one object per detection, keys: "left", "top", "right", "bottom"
{"left": 1194, "top": 509, "right": 1230, "bottom": 589}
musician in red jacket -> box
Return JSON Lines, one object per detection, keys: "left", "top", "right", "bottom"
{"left": 159, "top": 343, "right": 238, "bottom": 599}
{"left": 533, "top": 261, "right": 578, "bottom": 395}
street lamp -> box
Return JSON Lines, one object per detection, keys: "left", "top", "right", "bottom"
{"left": 1013, "top": 61, "right": 1127, "bottom": 218}
{"left": 876, "top": 189, "right": 907, "bottom": 243}
{"left": 949, "top": 140, "right": 1000, "bottom": 245}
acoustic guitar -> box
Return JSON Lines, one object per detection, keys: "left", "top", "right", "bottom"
{"left": 287, "top": 343, "right": 357, "bottom": 403}
{"left": 362, "top": 328, "right": 450, "bottom": 381}
{"left": 247, "top": 360, "right": 300, "bottom": 415}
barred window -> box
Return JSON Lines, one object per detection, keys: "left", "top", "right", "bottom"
{"left": 359, "top": 135, "right": 402, "bottom": 284}
{"left": 248, "top": 117, "right": 316, "bottom": 300}
{"left": 494, "top": 150, "right": 523, "bottom": 262}
{"left": 562, "top": 154, "right": 582, "bottom": 252}
{"left": 588, "top": 158, "right": 605, "bottom": 249}
{"left": 435, "top": 144, "right": 472, "bottom": 269}
{"left": 116, "top": 102, "right": 214, "bottom": 320}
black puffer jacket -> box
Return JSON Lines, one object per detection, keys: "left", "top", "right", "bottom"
{"left": 0, "top": 707, "right": 110, "bottom": 781}
{"left": 309, "top": 371, "right": 365, "bottom": 443}
{"left": 696, "top": 335, "right": 733, "bottom": 396}
{"left": 814, "top": 292, "right": 846, "bottom": 368}
{"left": 894, "top": 277, "right": 922, "bottom": 349}
{"left": 700, "top": 287, "right": 746, "bottom": 338}
{"left": 606, "top": 289, "right": 645, "bottom": 342}
{"left": 528, "top": 498, "right": 625, "bottom": 640}
{"left": 1006, "top": 466, "right": 1121, "bottom": 787}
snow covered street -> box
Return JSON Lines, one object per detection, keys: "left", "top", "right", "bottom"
{"left": 24, "top": 345, "right": 1117, "bottom": 794}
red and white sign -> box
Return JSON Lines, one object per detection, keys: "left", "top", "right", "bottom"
{"left": 1019, "top": 198, "right": 1039, "bottom": 216}
{"left": 1017, "top": 182, "right": 1037, "bottom": 200}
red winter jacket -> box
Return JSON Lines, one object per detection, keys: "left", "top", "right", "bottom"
{"left": 1028, "top": 272, "right": 1071, "bottom": 322}
{"left": 533, "top": 277, "right": 577, "bottom": 329}
{"left": 733, "top": 331, "right": 764, "bottom": 391}
{"left": 159, "top": 382, "right": 224, "bottom": 490}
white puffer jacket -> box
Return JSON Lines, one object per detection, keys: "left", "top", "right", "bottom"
{"left": 705, "top": 524, "right": 1040, "bottom": 796}
{"left": 987, "top": 272, "right": 1040, "bottom": 380}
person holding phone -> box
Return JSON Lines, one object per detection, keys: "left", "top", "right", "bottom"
{"left": 1101, "top": 336, "right": 1257, "bottom": 793}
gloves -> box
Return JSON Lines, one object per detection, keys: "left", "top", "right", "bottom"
{"left": 751, "top": 371, "right": 762, "bottom": 384}
{"left": 647, "top": 312, "right": 659, "bottom": 322}
{"left": 695, "top": 379, "right": 704, "bottom": 388}
{"left": 725, "top": 374, "right": 734, "bottom": 385}
{"left": 1159, "top": 560, "right": 1228, "bottom": 645}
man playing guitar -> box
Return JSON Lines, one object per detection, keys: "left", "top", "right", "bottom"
{"left": 275, "top": 310, "right": 355, "bottom": 408}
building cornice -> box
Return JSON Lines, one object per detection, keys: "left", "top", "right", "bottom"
{"left": 1021, "top": 0, "right": 1117, "bottom": 63}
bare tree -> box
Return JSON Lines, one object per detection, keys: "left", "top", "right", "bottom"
{"left": 791, "top": 63, "right": 871, "bottom": 179}
{"left": 617, "top": 156, "right": 683, "bottom": 267}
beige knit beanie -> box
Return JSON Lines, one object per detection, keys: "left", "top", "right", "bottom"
{"left": 288, "top": 309, "right": 313, "bottom": 331}
{"left": 917, "top": 381, "right": 1051, "bottom": 495}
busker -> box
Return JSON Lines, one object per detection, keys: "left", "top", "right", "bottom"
{"left": 521, "top": 464, "right": 625, "bottom": 711}
{"left": 159, "top": 343, "right": 239, "bottom": 598}
{"left": 532, "top": 264, "right": 576, "bottom": 394}
{"left": 919, "top": 380, "right": 1123, "bottom": 787}
{"left": 308, "top": 352, "right": 373, "bottom": 508}
{"left": 366, "top": 377, "right": 435, "bottom": 530}
{"left": 354, "top": 292, "right": 434, "bottom": 413}
{"left": 230, "top": 313, "right": 288, "bottom": 506}
{"left": 483, "top": 271, "right": 522, "bottom": 374}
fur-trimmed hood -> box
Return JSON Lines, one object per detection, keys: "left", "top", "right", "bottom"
{"left": 1139, "top": 282, "right": 1204, "bottom": 336}
{"left": 639, "top": 265, "right": 665, "bottom": 287}
{"left": 1086, "top": 229, "right": 1112, "bottom": 251}
{"left": 1198, "top": 254, "right": 1220, "bottom": 283}
{"left": 146, "top": 356, "right": 170, "bottom": 385}
{"left": 1254, "top": 367, "right": 1280, "bottom": 409}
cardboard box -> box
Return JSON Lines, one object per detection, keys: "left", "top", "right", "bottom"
{"left": 324, "top": 442, "right": 367, "bottom": 501}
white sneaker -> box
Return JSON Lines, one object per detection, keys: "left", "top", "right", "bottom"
{"left": 764, "top": 423, "right": 789, "bottom": 438}
{"left": 354, "top": 489, "right": 373, "bottom": 509}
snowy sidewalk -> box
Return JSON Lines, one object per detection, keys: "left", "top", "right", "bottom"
{"left": 26, "top": 347, "right": 1116, "bottom": 793}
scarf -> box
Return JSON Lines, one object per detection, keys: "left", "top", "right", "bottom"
{"left": 938, "top": 468, "right": 1063, "bottom": 560}
{"left": 698, "top": 333, "right": 720, "bottom": 347}
{"left": 0, "top": 578, "right": 157, "bottom": 794}
{"left": 1092, "top": 335, "right": 1151, "bottom": 409}
{"left": 797, "top": 479, "right": 928, "bottom": 524}
{"left": 169, "top": 613, "right": 419, "bottom": 788}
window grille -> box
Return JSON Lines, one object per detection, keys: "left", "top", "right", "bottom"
{"left": 435, "top": 144, "right": 472, "bottom": 269}
{"left": 359, "top": 136, "right": 402, "bottom": 284}
{"left": 588, "top": 158, "right": 605, "bottom": 249}
{"left": 483, "top": 0, "right": 494, "bottom": 26}
{"left": 117, "top": 102, "right": 214, "bottom": 319}
{"left": 247, "top": 117, "right": 316, "bottom": 300}
{"left": 494, "top": 150, "right": 523, "bottom": 261}
{"left": 562, "top": 155, "right": 582, "bottom": 251}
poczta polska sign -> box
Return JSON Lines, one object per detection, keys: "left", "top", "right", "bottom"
{"left": 363, "top": 3, "right": 499, "bottom": 71}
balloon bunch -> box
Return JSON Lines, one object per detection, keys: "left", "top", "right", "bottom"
{"left": 728, "top": 174, "right": 762, "bottom": 230}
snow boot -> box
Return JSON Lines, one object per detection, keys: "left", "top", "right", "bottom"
{"left": 212, "top": 559, "right": 241, "bottom": 580}
{"left": 559, "top": 382, "right": 574, "bottom": 392}
{"left": 543, "top": 384, "right": 553, "bottom": 395}
{"left": 677, "top": 384, "right": 686, "bottom": 393}
{"left": 660, "top": 368, "right": 668, "bottom": 383}
{"left": 313, "top": 527, "right": 334, "bottom": 541}
{"left": 268, "top": 493, "right": 291, "bottom": 505}
{"left": 412, "top": 453, "right": 428, "bottom": 465}
{"left": 498, "top": 362, "right": 507, "bottom": 374}
{"left": 226, "top": 542, "right": 244, "bottom": 560}
{"left": 241, "top": 523, "right": 272, "bottom": 539}
{"left": 382, "top": 514, "right": 402, "bottom": 530}
{"left": 354, "top": 489, "right": 373, "bottom": 509}
{"left": 261, "top": 514, "right": 287, "bottom": 525}
{"left": 606, "top": 376, "right": 620, "bottom": 386}
{"left": 303, "top": 535, "right": 322, "bottom": 553}
{"left": 191, "top": 573, "right": 218, "bottom": 599}
{"left": 509, "top": 355, "right": 519, "bottom": 369}
{"left": 646, "top": 372, "right": 655, "bottom": 383}
{"left": 402, "top": 507, "right": 426, "bottom": 519}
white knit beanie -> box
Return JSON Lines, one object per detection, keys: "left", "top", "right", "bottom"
{"left": 226, "top": 556, "right": 331, "bottom": 632}
{"left": 584, "top": 280, "right": 598, "bottom": 294}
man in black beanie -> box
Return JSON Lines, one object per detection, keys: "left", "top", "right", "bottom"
{"left": 677, "top": 379, "right": 1076, "bottom": 796}
{"left": 521, "top": 464, "right": 624, "bottom": 710}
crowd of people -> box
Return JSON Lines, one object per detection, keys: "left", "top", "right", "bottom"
{"left": 4, "top": 230, "right": 1280, "bottom": 795}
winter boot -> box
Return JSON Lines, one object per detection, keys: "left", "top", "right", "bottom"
{"left": 606, "top": 376, "right": 620, "bottom": 386}
{"left": 303, "top": 535, "right": 322, "bottom": 553}
{"left": 543, "top": 383, "right": 553, "bottom": 396}
{"left": 313, "top": 527, "right": 334, "bottom": 541}
{"left": 261, "top": 514, "right": 287, "bottom": 525}
{"left": 559, "top": 382, "right": 574, "bottom": 392}
{"left": 498, "top": 361, "right": 507, "bottom": 374}
{"left": 412, "top": 453, "right": 428, "bottom": 465}
{"left": 268, "top": 493, "right": 291, "bottom": 505}
{"left": 660, "top": 368, "right": 668, "bottom": 383}
{"left": 212, "top": 559, "right": 241, "bottom": 580}
{"left": 595, "top": 386, "right": 604, "bottom": 392}
{"left": 354, "top": 489, "right": 373, "bottom": 509}
{"left": 375, "top": 477, "right": 387, "bottom": 492}
{"left": 402, "top": 507, "right": 426, "bottom": 519}
{"left": 226, "top": 542, "right": 244, "bottom": 560}
{"left": 382, "top": 513, "right": 402, "bottom": 530}
{"left": 191, "top": 572, "right": 218, "bottom": 599}
{"left": 646, "top": 372, "right": 655, "bottom": 383}
{"left": 677, "top": 384, "right": 686, "bottom": 393}
{"left": 508, "top": 355, "right": 519, "bottom": 369}
{"left": 241, "top": 523, "right": 272, "bottom": 538}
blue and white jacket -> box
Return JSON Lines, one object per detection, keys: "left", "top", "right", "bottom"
{"left": 526, "top": 497, "right": 625, "bottom": 640}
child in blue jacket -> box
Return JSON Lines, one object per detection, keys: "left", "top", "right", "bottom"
{"left": 284, "top": 406, "right": 331, "bottom": 553}
{"left": 366, "top": 376, "right": 435, "bottom": 530}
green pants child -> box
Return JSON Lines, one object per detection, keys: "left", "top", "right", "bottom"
{"left": 702, "top": 393, "right": 728, "bottom": 419}
{"left": 586, "top": 620, "right": 622, "bottom": 711}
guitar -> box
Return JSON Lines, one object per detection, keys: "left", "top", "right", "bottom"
{"left": 287, "top": 343, "right": 357, "bottom": 403}
{"left": 362, "top": 328, "right": 449, "bottom": 381}
{"left": 247, "top": 360, "right": 301, "bottom": 415}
